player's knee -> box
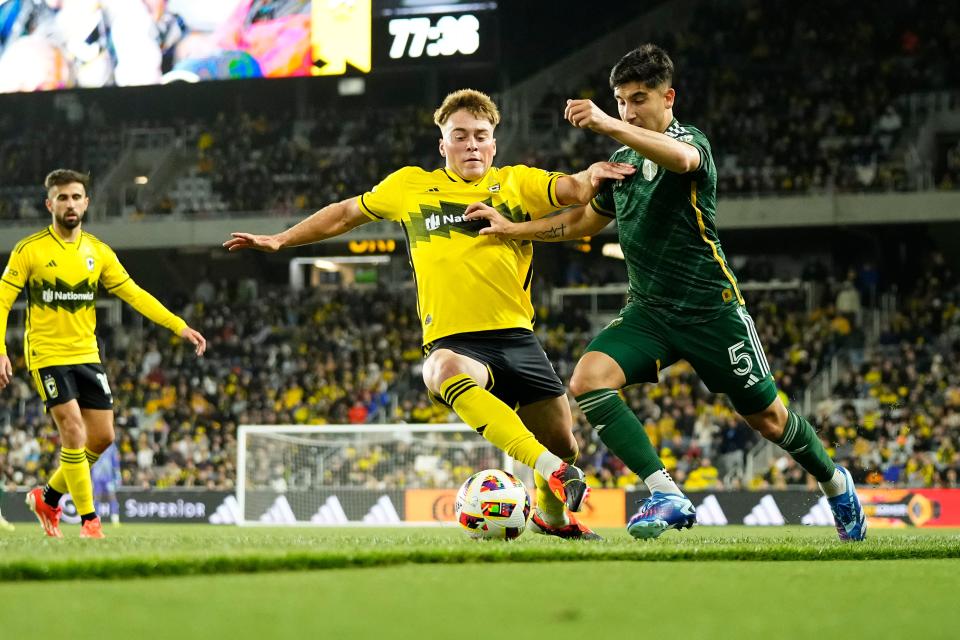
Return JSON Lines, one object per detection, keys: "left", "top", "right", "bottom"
{"left": 569, "top": 368, "right": 610, "bottom": 397}
{"left": 54, "top": 416, "right": 86, "bottom": 446}
{"left": 569, "top": 353, "right": 626, "bottom": 397}
{"left": 87, "top": 432, "right": 115, "bottom": 453}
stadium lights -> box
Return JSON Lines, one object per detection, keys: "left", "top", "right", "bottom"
{"left": 134, "top": 176, "right": 149, "bottom": 185}
{"left": 338, "top": 78, "right": 366, "bottom": 96}
{"left": 290, "top": 256, "right": 391, "bottom": 289}
{"left": 602, "top": 243, "right": 625, "bottom": 260}
{"left": 313, "top": 260, "right": 339, "bottom": 272}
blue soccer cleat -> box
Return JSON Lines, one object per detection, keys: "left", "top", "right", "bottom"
{"left": 827, "top": 466, "right": 867, "bottom": 541}
{"left": 627, "top": 491, "right": 697, "bottom": 540}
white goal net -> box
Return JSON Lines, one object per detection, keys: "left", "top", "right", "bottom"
{"left": 236, "top": 424, "right": 525, "bottom": 526}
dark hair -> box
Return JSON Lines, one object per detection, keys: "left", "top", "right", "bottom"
{"left": 609, "top": 44, "right": 674, "bottom": 90}
{"left": 44, "top": 169, "right": 90, "bottom": 192}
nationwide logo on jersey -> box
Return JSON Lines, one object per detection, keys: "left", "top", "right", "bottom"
{"left": 30, "top": 278, "right": 97, "bottom": 312}
{"left": 407, "top": 199, "right": 526, "bottom": 246}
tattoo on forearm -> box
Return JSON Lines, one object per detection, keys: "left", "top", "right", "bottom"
{"left": 535, "top": 224, "right": 566, "bottom": 240}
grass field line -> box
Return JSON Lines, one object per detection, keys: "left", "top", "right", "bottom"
{"left": 4, "top": 541, "right": 960, "bottom": 582}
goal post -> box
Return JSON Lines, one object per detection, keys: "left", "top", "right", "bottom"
{"left": 236, "top": 424, "right": 526, "bottom": 526}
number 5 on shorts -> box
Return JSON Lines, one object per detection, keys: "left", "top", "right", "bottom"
{"left": 727, "top": 341, "right": 753, "bottom": 377}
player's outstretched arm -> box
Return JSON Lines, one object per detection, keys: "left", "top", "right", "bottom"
{"left": 565, "top": 99, "right": 701, "bottom": 174}
{"left": 555, "top": 161, "right": 636, "bottom": 205}
{"left": 463, "top": 202, "right": 612, "bottom": 242}
{"left": 223, "top": 197, "right": 370, "bottom": 252}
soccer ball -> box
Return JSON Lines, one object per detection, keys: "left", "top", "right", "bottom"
{"left": 454, "top": 468, "right": 531, "bottom": 540}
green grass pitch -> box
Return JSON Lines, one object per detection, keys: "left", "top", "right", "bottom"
{"left": 1, "top": 525, "right": 958, "bottom": 639}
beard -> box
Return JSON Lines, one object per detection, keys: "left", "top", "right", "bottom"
{"left": 56, "top": 211, "right": 82, "bottom": 229}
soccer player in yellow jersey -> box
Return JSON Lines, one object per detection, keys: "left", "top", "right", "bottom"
{"left": 225, "top": 89, "right": 634, "bottom": 539}
{"left": 0, "top": 169, "right": 207, "bottom": 539}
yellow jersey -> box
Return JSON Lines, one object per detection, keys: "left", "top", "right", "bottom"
{"left": 0, "top": 226, "right": 187, "bottom": 370}
{"left": 358, "top": 165, "right": 565, "bottom": 345}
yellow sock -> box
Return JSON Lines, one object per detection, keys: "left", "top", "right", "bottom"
{"left": 535, "top": 452, "right": 578, "bottom": 526}
{"left": 59, "top": 448, "right": 94, "bottom": 516}
{"left": 440, "top": 374, "right": 548, "bottom": 469}
{"left": 85, "top": 447, "right": 101, "bottom": 465}
{"left": 47, "top": 447, "right": 100, "bottom": 496}
{"left": 48, "top": 467, "right": 69, "bottom": 494}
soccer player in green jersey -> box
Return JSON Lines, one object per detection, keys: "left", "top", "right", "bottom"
{"left": 226, "top": 89, "right": 635, "bottom": 538}
{"left": 464, "top": 45, "right": 866, "bottom": 541}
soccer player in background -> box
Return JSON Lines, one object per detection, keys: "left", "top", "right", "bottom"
{"left": 92, "top": 441, "right": 121, "bottom": 525}
{"left": 225, "top": 89, "right": 635, "bottom": 539}
{"left": 0, "top": 169, "right": 207, "bottom": 538}
{"left": 463, "top": 45, "right": 867, "bottom": 542}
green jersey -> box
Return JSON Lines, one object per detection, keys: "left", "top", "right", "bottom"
{"left": 591, "top": 118, "right": 743, "bottom": 323}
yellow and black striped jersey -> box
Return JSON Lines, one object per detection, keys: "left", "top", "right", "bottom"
{"left": 0, "top": 226, "right": 187, "bottom": 370}
{"left": 358, "top": 165, "right": 566, "bottom": 345}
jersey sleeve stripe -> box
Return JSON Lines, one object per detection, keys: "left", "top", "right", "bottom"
{"left": 358, "top": 194, "right": 385, "bottom": 220}
{"left": 690, "top": 181, "right": 744, "bottom": 305}
{"left": 590, "top": 197, "right": 616, "bottom": 218}
{"left": 105, "top": 277, "right": 132, "bottom": 292}
{"left": 1, "top": 278, "right": 23, "bottom": 291}
{"left": 546, "top": 174, "right": 560, "bottom": 208}
{"left": 14, "top": 231, "right": 49, "bottom": 254}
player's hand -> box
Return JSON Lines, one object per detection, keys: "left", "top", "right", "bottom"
{"left": 565, "top": 99, "right": 616, "bottom": 133}
{"left": 463, "top": 202, "right": 517, "bottom": 239}
{"left": 223, "top": 232, "right": 282, "bottom": 253}
{"left": 180, "top": 327, "right": 207, "bottom": 357}
{"left": 586, "top": 161, "right": 636, "bottom": 189}
{"left": 0, "top": 354, "right": 12, "bottom": 390}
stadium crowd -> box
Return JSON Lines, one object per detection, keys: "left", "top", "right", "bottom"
{"left": 5, "top": 265, "right": 955, "bottom": 494}
{"left": 1, "top": 1, "right": 957, "bottom": 219}
{"left": 526, "top": 0, "right": 955, "bottom": 194}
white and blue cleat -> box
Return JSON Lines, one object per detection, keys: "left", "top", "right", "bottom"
{"left": 627, "top": 491, "right": 697, "bottom": 540}
{"left": 827, "top": 466, "right": 867, "bottom": 541}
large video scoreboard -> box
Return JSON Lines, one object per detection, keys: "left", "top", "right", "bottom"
{"left": 0, "top": 0, "right": 499, "bottom": 93}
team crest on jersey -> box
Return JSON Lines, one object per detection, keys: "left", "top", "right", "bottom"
{"left": 642, "top": 158, "right": 659, "bottom": 181}
{"left": 43, "top": 375, "right": 59, "bottom": 399}
{"left": 85, "top": 257, "right": 95, "bottom": 271}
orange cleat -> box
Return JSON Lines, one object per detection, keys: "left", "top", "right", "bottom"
{"left": 25, "top": 487, "right": 63, "bottom": 538}
{"left": 547, "top": 462, "right": 590, "bottom": 512}
{"left": 79, "top": 516, "right": 105, "bottom": 539}
{"left": 528, "top": 511, "right": 602, "bottom": 540}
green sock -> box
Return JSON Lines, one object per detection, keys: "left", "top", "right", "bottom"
{"left": 778, "top": 410, "right": 836, "bottom": 483}
{"left": 576, "top": 389, "right": 663, "bottom": 479}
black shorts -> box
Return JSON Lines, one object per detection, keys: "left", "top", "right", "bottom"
{"left": 424, "top": 329, "right": 565, "bottom": 409}
{"left": 31, "top": 363, "right": 113, "bottom": 410}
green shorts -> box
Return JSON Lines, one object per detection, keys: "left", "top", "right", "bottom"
{"left": 586, "top": 303, "right": 778, "bottom": 416}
